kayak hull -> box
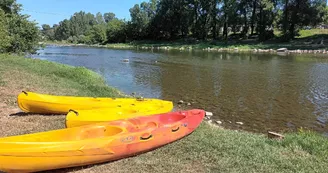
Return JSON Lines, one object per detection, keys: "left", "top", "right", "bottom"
{"left": 17, "top": 91, "right": 173, "bottom": 114}
{"left": 66, "top": 105, "right": 173, "bottom": 128}
{"left": 0, "top": 109, "right": 205, "bottom": 173}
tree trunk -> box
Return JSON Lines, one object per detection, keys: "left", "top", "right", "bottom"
{"left": 283, "top": 0, "right": 289, "bottom": 40}
{"left": 212, "top": 0, "right": 217, "bottom": 39}
{"left": 289, "top": 0, "right": 300, "bottom": 39}
{"left": 212, "top": 19, "right": 217, "bottom": 39}
{"left": 223, "top": 14, "right": 228, "bottom": 42}
{"left": 203, "top": 12, "right": 208, "bottom": 39}
{"left": 243, "top": 8, "right": 248, "bottom": 37}
{"left": 251, "top": 0, "right": 257, "bottom": 35}
{"left": 193, "top": 1, "right": 198, "bottom": 38}
{"left": 258, "top": 4, "right": 265, "bottom": 41}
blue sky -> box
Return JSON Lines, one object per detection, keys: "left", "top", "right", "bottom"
{"left": 17, "top": 0, "right": 145, "bottom": 26}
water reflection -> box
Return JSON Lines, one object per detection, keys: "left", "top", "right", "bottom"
{"left": 33, "top": 46, "right": 328, "bottom": 134}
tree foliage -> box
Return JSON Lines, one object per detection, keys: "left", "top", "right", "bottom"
{"left": 280, "top": 0, "right": 327, "bottom": 41}
{"left": 0, "top": 0, "right": 40, "bottom": 53}
{"left": 42, "top": 0, "right": 327, "bottom": 43}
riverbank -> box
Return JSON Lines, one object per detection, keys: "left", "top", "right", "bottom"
{"left": 44, "top": 33, "right": 328, "bottom": 55}
{"left": 0, "top": 54, "right": 327, "bottom": 172}
{"left": 44, "top": 41, "right": 328, "bottom": 55}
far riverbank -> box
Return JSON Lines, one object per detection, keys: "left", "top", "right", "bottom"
{"left": 43, "top": 38, "right": 328, "bottom": 55}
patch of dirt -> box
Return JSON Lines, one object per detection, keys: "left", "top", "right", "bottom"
{"left": 0, "top": 69, "right": 67, "bottom": 137}
{"left": 0, "top": 84, "right": 66, "bottom": 136}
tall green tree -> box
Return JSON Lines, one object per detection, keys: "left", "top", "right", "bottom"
{"left": 281, "top": 0, "right": 326, "bottom": 40}
{"left": 0, "top": 0, "right": 21, "bottom": 14}
{"left": 104, "top": 12, "right": 116, "bottom": 23}
{"left": 96, "top": 12, "right": 105, "bottom": 24}
{"left": 129, "top": 3, "right": 149, "bottom": 39}
{"left": 0, "top": 9, "right": 11, "bottom": 53}
{"left": 106, "top": 19, "right": 126, "bottom": 43}
{"left": 257, "top": 0, "right": 275, "bottom": 41}
{"left": 41, "top": 24, "right": 55, "bottom": 40}
{"left": 54, "top": 19, "right": 70, "bottom": 40}
{"left": 0, "top": 0, "right": 40, "bottom": 53}
{"left": 91, "top": 24, "right": 107, "bottom": 44}
{"left": 44, "top": 0, "right": 328, "bottom": 43}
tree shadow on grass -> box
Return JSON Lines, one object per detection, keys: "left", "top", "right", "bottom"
{"left": 133, "top": 34, "right": 328, "bottom": 51}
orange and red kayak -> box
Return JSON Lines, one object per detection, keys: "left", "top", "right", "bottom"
{"left": 0, "top": 109, "right": 205, "bottom": 173}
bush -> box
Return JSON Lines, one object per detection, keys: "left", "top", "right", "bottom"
{"left": 0, "top": 1, "right": 40, "bottom": 54}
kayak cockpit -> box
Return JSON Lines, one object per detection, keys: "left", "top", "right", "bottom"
{"left": 159, "top": 113, "right": 186, "bottom": 124}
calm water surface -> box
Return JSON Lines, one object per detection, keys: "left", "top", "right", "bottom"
{"left": 33, "top": 46, "right": 328, "bottom": 135}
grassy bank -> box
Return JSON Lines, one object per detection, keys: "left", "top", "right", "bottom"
{"left": 0, "top": 54, "right": 124, "bottom": 98}
{"left": 0, "top": 54, "right": 327, "bottom": 172}
{"left": 0, "top": 54, "right": 124, "bottom": 137}
{"left": 45, "top": 29, "right": 328, "bottom": 54}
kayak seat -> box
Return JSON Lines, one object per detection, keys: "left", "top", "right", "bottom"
{"left": 159, "top": 113, "right": 186, "bottom": 124}
{"left": 78, "top": 126, "right": 123, "bottom": 140}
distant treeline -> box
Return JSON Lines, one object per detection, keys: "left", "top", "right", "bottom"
{"left": 42, "top": 0, "right": 327, "bottom": 44}
{"left": 0, "top": 0, "right": 327, "bottom": 54}
{"left": 0, "top": 0, "right": 39, "bottom": 54}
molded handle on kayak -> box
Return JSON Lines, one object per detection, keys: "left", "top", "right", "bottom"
{"left": 69, "top": 109, "right": 79, "bottom": 116}
{"left": 136, "top": 97, "right": 144, "bottom": 101}
{"left": 171, "top": 127, "right": 180, "bottom": 132}
{"left": 140, "top": 134, "right": 153, "bottom": 141}
{"left": 22, "top": 91, "right": 28, "bottom": 95}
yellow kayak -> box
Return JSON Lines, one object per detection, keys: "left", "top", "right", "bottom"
{"left": 17, "top": 91, "right": 173, "bottom": 114}
{"left": 66, "top": 102, "right": 173, "bottom": 128}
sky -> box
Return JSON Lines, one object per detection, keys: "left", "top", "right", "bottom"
{"left": 17, "top": 0, "right": 146, "bottom": 26}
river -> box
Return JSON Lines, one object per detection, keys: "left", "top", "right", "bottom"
{"left": 32, "top": 45, "right": 328, "bottom": 135}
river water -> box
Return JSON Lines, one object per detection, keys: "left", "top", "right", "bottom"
{"left": 32, "top": 46, "right": 328, "bottom": 135}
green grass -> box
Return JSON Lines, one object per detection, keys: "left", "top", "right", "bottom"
{"left": 0, "top": 54, "right": 124, "bottom": 97}
{"left": 0, "top": 53, "right": 327, "bottom": 172}
{"left": 103, "top": 29, "right": 328, "bottom": 51}
{"left": 297, "top": 29, "right": 328, "bottom": 38}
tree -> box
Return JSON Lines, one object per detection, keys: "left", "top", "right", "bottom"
{"left": 96, "top": 12, "right": 105, "bottom": 24}
{"left": 280, "top": 0, "right": 326, "bottom": 41}
{"left": 0, "top": 0, "right": 40, "bottom": 53}
{"left": 150, "top": 0, "right": 192, "bottom": 39}
{"left": 0, "top": 9, "right": 11, "bottom": 53}
{"left": 104, "top": 12, "right": 116, "bottom": 23}
{"left": 129, "top": 4, "right": 149, "bottom": 39}
{"left": 257, "top": 0, "right": 275, "bottom": 41}
{"left": 41, "top": 24, "right": 55, "bottom": 40}
{"left": 222, "top": 0, "right": 238, "bottom": 41}
{"left": 7, "top": 13, "right": 40, "bottom": 53}
{"left": 0, "top": 0, "right": 21, "bottom": 14}
{"left": 323, "top": 6, "right": 328, "bottom": 24}
{"left": 69, "top": 11, "right": 96, "bottom": 37}
{"left": 91, "top": 24, "right": 107, "bottom": 44}
{"left": 195, "top": 0, "right": 212, "bottom": 39}
{"left": 106, "top": 19, "right": 127, "bottom": 43}
{"left": 54, "top": 19, "right": 70, "bottom": 40}
{"left": 42, "top": 0, "right": 328, "bottom": 44}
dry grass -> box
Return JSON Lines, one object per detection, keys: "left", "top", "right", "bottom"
{"left": 0, "top": 70, "right": 66, "bottom": 137}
